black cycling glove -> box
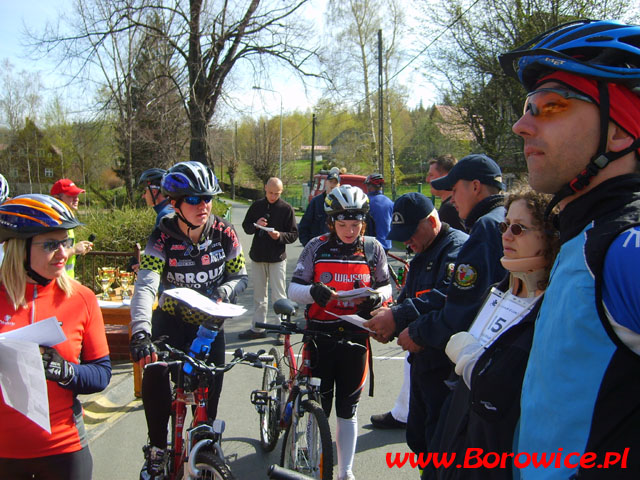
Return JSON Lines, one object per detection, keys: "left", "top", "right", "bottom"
{"left": 356, "top": 293, "right": 383, "bottom": 320}
{"left": 130, "top": 331, "right": 157, "bottom": 362}
{"left": 310, "top": 282, "right": 334, "bottom": 307}
{"left": 41, "top": 346, "right": 75, "bottom": 384}
{"left": 215, "top": 286, "right": 229, "bottom": 303}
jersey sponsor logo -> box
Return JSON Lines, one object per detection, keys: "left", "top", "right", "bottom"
{"left": 0, "top": 314, "right": 14, "bottom": 326}
{"left": 170, "top": 244, "right": 187, "bottom": 251}
{"left": 201, "top": 254, "right": 211, "bottom": 265}
{"left": 320, "top": 272, "right": 333, "bottom": 283}
{"left": 166, "top": 265, "right": 224, "bottom": 288}
{"left": 333, "top": 272, "right": 371, "bottom": 284}
{"left": 454, "top": 264, "right": 478, "bottom": 289}
{"left": 168, "top": 257, "right": 195, "bottom": 267}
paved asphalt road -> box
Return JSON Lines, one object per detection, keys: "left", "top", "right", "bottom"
{"left": 86, "top": 200, "right": 418, "bottom": 479}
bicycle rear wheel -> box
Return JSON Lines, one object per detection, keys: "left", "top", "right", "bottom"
{"left": 179, "top": 449, "right": 235, "bottom": 480}
{"left": 260, "top": 347, "right": 285, "bottom": 452}
{"left": 280, "top": 399, "right": 333, "bottom": 480}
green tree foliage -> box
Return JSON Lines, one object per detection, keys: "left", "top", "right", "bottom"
{"left": 419, "top": 0, "right": 638, "bottom": 172}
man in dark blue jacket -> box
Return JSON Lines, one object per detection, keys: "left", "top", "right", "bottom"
{"left": 298, "top": 170, "right": 340, "bottom": 246}
{"left": 364, "top": 173, "right": 393, "bottom": 251}
{"left": 396, "top": 154, "right": 506, "bottom": 479}
{"left": 366, "top": 193, "right": 468, "bottom": 430}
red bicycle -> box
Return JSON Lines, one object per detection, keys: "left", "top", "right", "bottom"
{"left": 251, "top": 298, "right": 370, "bottom": 480}
{"left": 151, "top": 332, "right": 273, "bottom": 480}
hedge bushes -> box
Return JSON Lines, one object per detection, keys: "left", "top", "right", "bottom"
{"left": 74, "top": 199, "right": 230, "bottom": 290}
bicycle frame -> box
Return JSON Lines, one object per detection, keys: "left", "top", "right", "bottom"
{"left": 279, "top": 332, "right": 321, "bottom": 430}
{"left": 153, "top": 343, "right": 270, "bottom": 480}
{"left": 170, "top": 378, "right": 225, "bottom": 480}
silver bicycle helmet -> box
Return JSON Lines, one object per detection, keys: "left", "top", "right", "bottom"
{"left": 0, "top": 174, "right": 9, "bottom": 203}
{"left": 324, "top": 185, "right": 370, "bottom": 221}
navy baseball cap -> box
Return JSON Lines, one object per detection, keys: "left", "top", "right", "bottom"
{"left": 387, "top": 193, "right": 436, "bottom": 242}
{"left": 430, "top": 154, "right": 505, "bottom": 191}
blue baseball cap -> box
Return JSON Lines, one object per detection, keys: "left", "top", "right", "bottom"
{"left": 387, "top": 193, "right": 436, "bottom": 242}
{"left": 430, "top": 154, "right": 505, "bottom": 191}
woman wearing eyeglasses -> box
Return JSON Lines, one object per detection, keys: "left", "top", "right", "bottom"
{"left": 128, "top": 161, "right": 248, "bottom": 479}
{"left": 436, "top": 186, "right": 560, "bottom": 480}
{"left": 0, "top": 194, "right": 111, "bottom": 480}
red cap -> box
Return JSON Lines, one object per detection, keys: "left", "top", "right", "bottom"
{"left": 50, "top": 179, "right": 85, "bottom": 196}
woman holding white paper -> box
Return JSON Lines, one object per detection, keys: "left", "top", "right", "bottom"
{"left": 288, "top": 184, "right": 391, "bottom": 480}
{"left": 437, "top": 186, "right": 560, "bottom": 480}
{"left": 0, "top": 194, "right": 111, "bottom": 480}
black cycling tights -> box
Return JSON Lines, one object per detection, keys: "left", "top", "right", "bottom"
{"left": 145, "top": 309, "right": 226, "bottom": 449}
{"left": 0, "top": 447, "right": 93, "bottom": 480}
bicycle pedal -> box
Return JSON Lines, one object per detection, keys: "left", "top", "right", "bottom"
{"left": 250, "top": 389, "right": 269, "bottom": 407}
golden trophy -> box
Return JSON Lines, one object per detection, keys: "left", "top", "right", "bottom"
{"left": 119, "top": 271, "right": 135, "bottom": 300}
{"left": 96, "top": 267, "right": 117, "bottom": 301}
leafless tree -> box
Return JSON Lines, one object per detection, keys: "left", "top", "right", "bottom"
{"left": 0, "top": 60, "right": 43, "bottom": 131}
{"left": 31, "top": 0, "right": 320, "bottom": 171}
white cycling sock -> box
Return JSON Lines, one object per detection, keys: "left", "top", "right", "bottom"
{"left": 336, "top": 415, "right": 358, "bottom": 478}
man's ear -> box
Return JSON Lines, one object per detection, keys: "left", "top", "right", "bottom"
{"left": 608, "top": 122, "right": 635, "bottom": 153}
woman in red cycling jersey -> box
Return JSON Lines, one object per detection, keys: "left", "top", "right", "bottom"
{"left": 289, "top": 185, "right": 392, "bottom": 480}
{"left": 0, "top": 194, "right": 111, "bottom": 480}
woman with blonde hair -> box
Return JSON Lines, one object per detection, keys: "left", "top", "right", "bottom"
{"left": 0, "top": 194, "right": 111, "bottom": 480}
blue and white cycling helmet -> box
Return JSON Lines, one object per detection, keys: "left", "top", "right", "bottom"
{"left": 161, "top": 161, "right": 222, "bottom": 199}
{"left": 499, "top": 19, "right": 640, "bottom": 92}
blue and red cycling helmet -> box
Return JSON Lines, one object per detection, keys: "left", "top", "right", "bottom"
{"left": 500, "top": 20, "right": 640, "bottom": 214}
{"left": 499, "top": 20, "right": 640, "bottom": 91}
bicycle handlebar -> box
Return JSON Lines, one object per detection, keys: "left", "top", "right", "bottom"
{"left": 254, "top": 321, "right": 368, "bottom": 351}
{"left": 267, "top": 464, "right": 315, "bottom": 480}
{"left": 147, "top": 343, "right": 273, "bottom": 375}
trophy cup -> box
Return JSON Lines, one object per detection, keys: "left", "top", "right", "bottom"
{"left": 119, "top": 271, "right": 135, "bottom": 300}
{"left": 96, "top": 267, "right": 117, "bottom": 301}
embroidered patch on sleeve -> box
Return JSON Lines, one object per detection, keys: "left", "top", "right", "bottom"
{"left": 454, "top": 263, "right": 478, "bottom": 289}
{"left": 225, "top": 252, "right": 245, "bottom": 274}
{"left": 140, "top": 254, "right": 165, "bottom": 274}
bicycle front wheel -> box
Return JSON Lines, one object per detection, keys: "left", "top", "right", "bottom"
{"left": 260, "top": 347, "right": 285, "bottom": 452}
{"left": 280, "top": 399, "right": 333, "bottom": 480}
{"left": 180, "top": 448, "right": 236, "bottom": 480}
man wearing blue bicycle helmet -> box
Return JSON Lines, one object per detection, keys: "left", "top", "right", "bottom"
{"left": 500, "top": 20, "right": 640, "bottom": 478}
{"left": 129, "top": 161, "right": 248, "bottom": 479}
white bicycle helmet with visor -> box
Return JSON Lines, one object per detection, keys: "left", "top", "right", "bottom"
{"left": 0, "top": 173, "right": 9, "bottom": 204}
{"left": 324, "top": 184, "right": 370, "bottom": 221}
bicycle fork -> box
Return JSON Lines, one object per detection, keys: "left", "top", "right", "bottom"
{"left": 184, "top": 420, "right": 226, "bottom": 479}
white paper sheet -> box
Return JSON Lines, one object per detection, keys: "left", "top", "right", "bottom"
{"left": 0, "top": 316, "right": 66, "bottom": 347}
{"left": 324, "top": 311, "right": 374, "bottom": 332}
{"left": 335, "top": 287, "right": 377, "bottom": 300}
{"left": 0, "top": 339, "right": 51, "bottom": 433}
{"left": 253, "top": 223, "right": 275, "bottom": 232}
{"left": 161, "top": 288, "right": 247, "bottom": 317}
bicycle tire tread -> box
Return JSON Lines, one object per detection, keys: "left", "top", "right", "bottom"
{"left": 260, "top": 347, "right": 285, "bottom": 452}
{"left": 280, "top": 399, "right": 333, "bottom": 480}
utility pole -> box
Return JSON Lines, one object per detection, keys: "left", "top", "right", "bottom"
{"left": 309, "top": 113, "right": 316, "bottom": 187}
{"left": 378, "top": 29, "right": 384, "bottom": 174}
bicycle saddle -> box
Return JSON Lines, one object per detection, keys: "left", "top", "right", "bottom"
{"left": 273, "top": 298, "right": 298, "bottom": 316}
